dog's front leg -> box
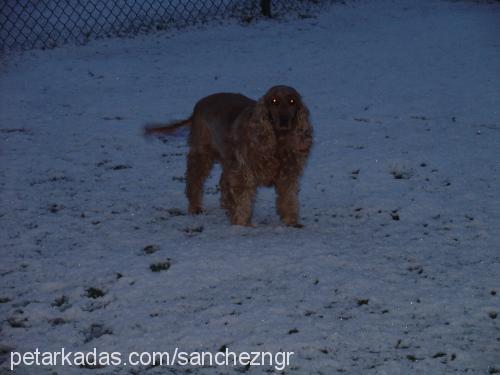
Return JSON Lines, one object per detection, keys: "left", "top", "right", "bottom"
{"left": 227, "top": 175, "right": 256, "bottom": 226}
{"left": 275, "top": 179, "right": 301, "bottom": 227}
{"left": 219, "top": 171, "right": 232, "bottom": 210}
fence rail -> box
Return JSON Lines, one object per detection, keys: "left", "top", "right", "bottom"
{"left": 1, "top": 0, "right": 322, "bottom": 52}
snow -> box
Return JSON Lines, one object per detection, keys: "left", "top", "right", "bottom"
{"left": 1, "top": 0, "right": 499, "bottom": 373}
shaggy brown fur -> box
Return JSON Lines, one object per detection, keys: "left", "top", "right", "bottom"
{"left": 144, "top": 85, "right": 313, "bottom": 227}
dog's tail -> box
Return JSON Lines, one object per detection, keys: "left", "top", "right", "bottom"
{"left": 143, "top": 117, "right": 192, "bottom": 137}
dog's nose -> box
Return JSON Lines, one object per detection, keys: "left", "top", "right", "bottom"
{"left": 279, "top": 115, "right": 290, "bottom": 129}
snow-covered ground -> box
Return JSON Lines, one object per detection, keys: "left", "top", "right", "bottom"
{"left": 1, "top": 0, "right": 499, "bottom": 373}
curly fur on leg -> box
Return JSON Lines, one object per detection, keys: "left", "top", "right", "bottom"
{"left": 275, "top": 179, "right": 300, "bottom": 227}
{"left": 185, "top": 150, "right": 215, "bottom": 214}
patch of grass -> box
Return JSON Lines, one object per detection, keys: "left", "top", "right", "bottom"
{"left": 86, "top": 287, "right": 105, "bottom": 299}
{"left": 52, "top": 295, "right": 68, "bottom": 307}
{"left": 390, "top": 166, "right": 414, "bottom": 180}
{"left": 143, "top": 244, "right": 159, "bottom": 255}
{"left": 150, "top": 260, "right": 171, "bottom": 272}
{"left": 183, "top": 226, "right": 204, "bottom": 235}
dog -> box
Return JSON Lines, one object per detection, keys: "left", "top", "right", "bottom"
{"left": 144, "top": 85, "right": 313, "bottom": 227}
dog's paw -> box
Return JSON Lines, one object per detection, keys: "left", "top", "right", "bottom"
{"left": 188, "top": 207, "right": 203, "bottom": 215}
{"left": 230, "top": 221, "right": 256, "bottom": 228}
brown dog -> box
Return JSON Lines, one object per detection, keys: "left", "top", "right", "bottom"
{"left": 145, "top": 85, "right": 313, "bottom": 227}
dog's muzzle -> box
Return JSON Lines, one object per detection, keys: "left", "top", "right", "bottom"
{"left": 278, "top": 115, "right": 290, "bottom": 130}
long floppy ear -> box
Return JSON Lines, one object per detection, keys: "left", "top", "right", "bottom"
{"left": 250, "top": 96, "right": 270, "bottom": 127}
{"left": 294, "top": 96, "right": 311, "bottom": 132}
{"left": 293, "top": 97, "right": 313, "bottom": 153}
{"left": 247, "top": 96, "right": 276, "bottom": 152}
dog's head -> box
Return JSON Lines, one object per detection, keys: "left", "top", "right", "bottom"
{"left": 263, "top": 85, "right": 305, "bottom": 132}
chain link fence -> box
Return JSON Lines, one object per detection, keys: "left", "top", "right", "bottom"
{"left": 1, "top": 0, "right": 324, "bottom": 52}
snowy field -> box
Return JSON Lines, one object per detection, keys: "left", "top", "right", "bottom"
{"left": 1, "top": 0, "right": 499, "bottom": 373}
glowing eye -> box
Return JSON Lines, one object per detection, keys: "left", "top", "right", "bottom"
{"left": 289, "top": 99, "right": 295, "bottom": 105}
{"left": 272, "top": 98, "right": 279, "bottom": 104}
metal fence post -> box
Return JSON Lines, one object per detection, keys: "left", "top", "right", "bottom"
{"left": 261, "top": 0, "right": 272, "bottom": 17}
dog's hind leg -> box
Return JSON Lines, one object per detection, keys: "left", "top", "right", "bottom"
{"left": 185, "top": 150, "right": 215, "bottom": 215}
